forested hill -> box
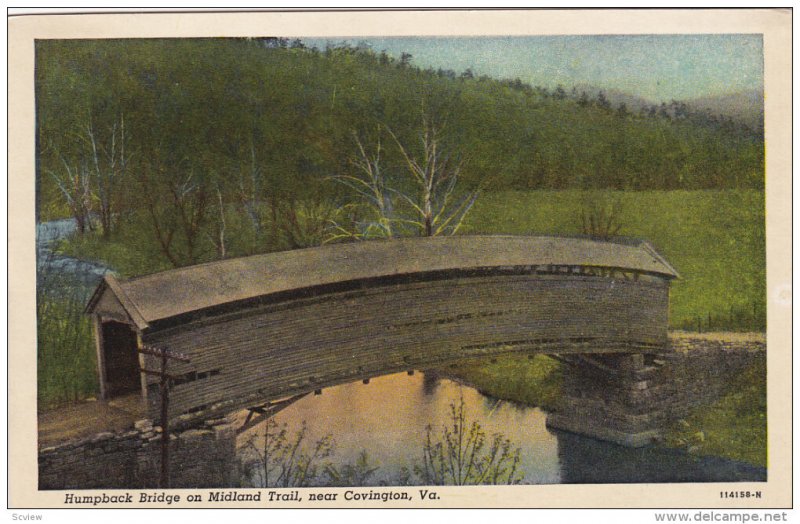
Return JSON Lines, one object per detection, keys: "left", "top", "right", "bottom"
{"left": 36, "top": 38, "right": 764, "bottom": 218}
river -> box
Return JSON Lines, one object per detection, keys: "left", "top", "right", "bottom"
{"left": 237, "top": 371, "right": 766, "bottom": 486}
{"left": 37, "top": 218, "right": 111, "bottom": 299}
{"left": 38, "top": 219, "right": 766, "bottom": 487}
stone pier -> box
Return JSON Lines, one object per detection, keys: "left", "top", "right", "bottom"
{"left": 546, "top": 332, "right": 766, "bottom": 447}
{"left": 546, "top": 353, "right": 669, "bottom": 446}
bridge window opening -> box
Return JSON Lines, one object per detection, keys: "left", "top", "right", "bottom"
{"left": 643, "top": 354, "right": 659, "bottom": 367}
{"left": 172, "top": 371, "right": 197, "bottom": 386}
{"left": 100, "top": 321, "right": 141, "bottom": 398}
{"left": 168, "top": 368, "right": 221, "bottom": 387}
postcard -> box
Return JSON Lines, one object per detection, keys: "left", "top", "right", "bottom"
{"left": 8, "top": 8, "right": 792, "bottom": 510}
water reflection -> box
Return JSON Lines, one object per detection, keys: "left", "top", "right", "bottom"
{"left": 236, "top": 371, "right": 765, "bottom": 486}
{"left": 556, "top": 430, "right": 766, "bottom": 483}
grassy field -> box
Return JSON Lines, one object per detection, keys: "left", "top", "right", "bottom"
{"left": 37, "top": 290, "right": 98, "bottom": 409}
{"left": 664, "top": 359, "right": 767, "bottom": 467}
{"left": 441, "top": 355, "right": 563, "bottom": 411}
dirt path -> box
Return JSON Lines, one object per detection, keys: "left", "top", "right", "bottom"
{"left": 38, "top": 393, "right": 146, "bottom": 448}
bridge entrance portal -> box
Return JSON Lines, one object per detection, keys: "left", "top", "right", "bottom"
{"left": 100, "top": 321, "right": 141, "bottom": 398}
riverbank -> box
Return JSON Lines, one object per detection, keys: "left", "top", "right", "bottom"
{"left": 444, "top": 334, "right": 767, "bottom": 469}
{"left": 440, "top": 354, "right": 563, "bottom": 412}
{"left": 663, "top": 355, "right": 766, "bottom": 467}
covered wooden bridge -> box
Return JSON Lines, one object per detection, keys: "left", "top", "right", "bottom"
{"left": 86, "top": 235, "right": 678, "bottom": 429}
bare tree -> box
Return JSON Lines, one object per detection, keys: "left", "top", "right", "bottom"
{"left": 45, "top": 155, "right": 93, "bottom": 234}
{"left": 139, "top": 166, "right": 180, "bottom": 267}
{"left": 328, "top": 117, "right": 479, "bottom": 243}
{"left": 207, "top": 186, "right": 227, "bottom": 259}
{"left": 579, "top": 191, "right": 624, "bottom": 240}
{"left": 279, "top": 197, "right": 340, "bottom": 249}
{"left": 388, "top": 116, "right": 478, "bottom": 237}
{"left": 169, "top": 170, "right": 210, "bottom": 265}
{"left": 83, "top": 114, "right": 133, "bottom": 239}
{"left": 44, "top": 113, "right": 133, "bottom": 238}
{"left": 236, "top": 140, "right": 264, "bottom": 237}
{"left": 327, "top": 132, "right": 397, "bottom": 242}
{"left": 233, "top": 137, "right": 292, "bottom": 250}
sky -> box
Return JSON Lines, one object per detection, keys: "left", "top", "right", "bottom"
{"left": 304, "top": 35, "right": 763, "bottom": 103}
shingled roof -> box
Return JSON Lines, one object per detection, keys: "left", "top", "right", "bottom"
{"left": 86, "top": 235, "right": 678, "bottom": 330}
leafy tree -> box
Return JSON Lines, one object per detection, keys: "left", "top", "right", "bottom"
{"left": 324, "top": 451, "right": 380, "bottom": 486}
{"left": 242, "top": 419, "right": 334, "bottom": 488}
{"left": 416, "top": 397, "right": 522, "bottom": 485}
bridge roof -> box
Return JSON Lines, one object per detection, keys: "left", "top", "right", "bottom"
{"left": 87, "top": 235, "right": 678, "bottom": 330}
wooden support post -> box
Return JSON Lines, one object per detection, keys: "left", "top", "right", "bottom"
{"left": 159, "top": 352, "right": 169, "bottom": 489}
{"left": 137, "top": 343, "right": 191, "bottom": 489}
{"left": 91, "top": 316, "right": 108, "bottom": 400}
{"left": 237, "top": 393, "right": 310, "bottom": 435}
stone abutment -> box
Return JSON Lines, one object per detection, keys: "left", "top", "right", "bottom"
{"left": 546, "top": 332, "right": 766, "bottom": 446}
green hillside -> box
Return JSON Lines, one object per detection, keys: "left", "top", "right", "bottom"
{"left": 36, "top": 38, "right": 764, "bottom": 223}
